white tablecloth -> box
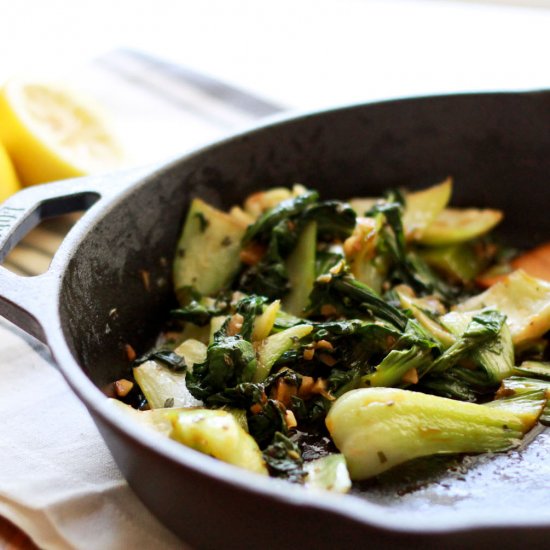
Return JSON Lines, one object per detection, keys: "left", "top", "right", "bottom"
{"left": 0, "top": 320, "right": 184, "bottom": 549}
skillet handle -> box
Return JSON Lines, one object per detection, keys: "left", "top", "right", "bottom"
{"left": 0, "top": 167, "right": 154, "bottom": 343}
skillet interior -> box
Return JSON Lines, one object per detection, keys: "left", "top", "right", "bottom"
{"left": 58, "top": 92, "right": 550, "bottom": 548}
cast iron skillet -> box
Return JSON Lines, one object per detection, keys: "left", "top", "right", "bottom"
{"left": 1, "top": 92, "right": 550, "bottom": 549}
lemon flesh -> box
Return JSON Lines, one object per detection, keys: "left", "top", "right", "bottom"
{"left": 0, "top": 141, "right": 21, "bottom": 202}
{"left": 0, "top": 79, "right": 123, "bottom": 186}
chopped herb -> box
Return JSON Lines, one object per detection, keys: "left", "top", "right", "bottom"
{"left": 164, "top": 397, "right": 175, "bottom": 408}
{"left": 194, "top": 211, "right": 210, "bottom": 232}
{"left": 134, "top": 349, "right": 187, "bottom": 372}
{"left": 262, "top": 432, "right": 307, "bottom": 483}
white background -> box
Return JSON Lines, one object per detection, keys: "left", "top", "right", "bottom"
{"left": 1, "top": 0, "right": 549, "bottom": 108}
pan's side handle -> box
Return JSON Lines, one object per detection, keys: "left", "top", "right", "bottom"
{"left": 0, "top": 166, "right": 157, "bottom": 343}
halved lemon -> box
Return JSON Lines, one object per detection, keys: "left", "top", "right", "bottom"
{"left": 0, "top": 78, "right": 124, "bottom": 186}
{"left": 0, "top": 140, "right": 21, "bottom": 202}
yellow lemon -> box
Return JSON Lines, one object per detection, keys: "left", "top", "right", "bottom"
{"left": 0, "top": 140, "right": 21, "bottom": 202}
{"left": 0, "top": 78, "right": 124, "bottom": 186}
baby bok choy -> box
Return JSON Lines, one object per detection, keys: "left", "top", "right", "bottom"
{"left": 116, "top": 176, "right": 550, "bottom": 491}
{"left": 326, "top": 387, "right": 528, "bottom": 480}
{"left": 169, "top": 408, "right": 268, "bottom": 475}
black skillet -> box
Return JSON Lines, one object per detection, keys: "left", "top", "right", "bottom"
{"left": 1, "top": 92, "right": 549, "bottom": 549}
